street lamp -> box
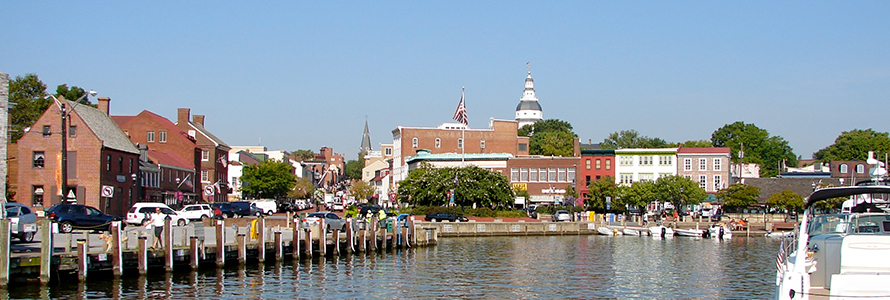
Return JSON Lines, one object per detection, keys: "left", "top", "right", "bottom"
{"left": 45, "top": 91, "right": 97, "bottom": 203}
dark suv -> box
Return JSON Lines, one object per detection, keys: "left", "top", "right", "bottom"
{"left": 211, "top": 201, "right": 262, "bottom": 218}
{"left": 45, "top": 204, "right": 125, "bottom": 233}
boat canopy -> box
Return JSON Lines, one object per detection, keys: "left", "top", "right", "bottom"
{"left": 806, "top": 185, "right": 890, "bottom": 208}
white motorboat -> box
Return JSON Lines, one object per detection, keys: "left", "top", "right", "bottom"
{"left": 623, "top": 228, "right": 642, "bottom": 236}
{"left": 765, "top": 231, "right": 794, "bottom": 238}
{"left": 674, "top": 228, "right": 705, "bottom": 237}
{"left": 708, "top": 223, "right": 732, "bottom": 239}
{"left": 648, "top": 225, "right": 674, "bottom": 237}
{"left": 775, "top": 181, "right": 890, "bottom": 299}
{"left": 597, "top": 227, "right": 622, "bottom": 236}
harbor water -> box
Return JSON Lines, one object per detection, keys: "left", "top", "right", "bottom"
{"left": 4, "top": 235, "right": 781, "bottom": 299}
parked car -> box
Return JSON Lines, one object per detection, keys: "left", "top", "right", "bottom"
{"left": 552, "top": 210, "right": 572, "bottom": 222}
{"left": 6, "top": 202, "right": 38, "bottom": 241}
{"left": 46, "top": 203, "right": 124, "bottom": 233}
{"left": 332, "top": 202, "right": 344, "bottom": 212}
{"left": 211, "top": 201, "right": 262, "bottom": 218}
{"left": 277, "top": 200, "right": 295, "bottom": 213}
{"left": 359, "top": 204, "right": 396, "bottom": 217}
{"left": 179, "top": 204, "right": 213, "bottom": 221}
{"left": 711, "top": 214, "right": 729, "bottom": 222}
{"left": 250, "top": 200, "right": 277, "bottom": 215}
{"left": 302, "top": 212, "right": 346, "bottom": 232}
{"left": 424, "top": 212, "right": 467, "bottom": 222}
{"left": 125, "top": 203, "right": 189, "bottom": 226}
{"left": 525, "top": 206, "right": 538, "bottom": 218}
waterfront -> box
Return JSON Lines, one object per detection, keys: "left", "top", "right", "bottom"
{"left": 4, "top": 235, "right": 781, "bottom": 299}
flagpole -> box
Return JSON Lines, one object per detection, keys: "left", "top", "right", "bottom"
{"left": 461, "top": 86, "right": 465, "bottom": 167}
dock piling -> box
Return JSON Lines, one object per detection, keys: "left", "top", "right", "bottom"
{"left": 77, "top": 239, "right": 87, "bottom": 280}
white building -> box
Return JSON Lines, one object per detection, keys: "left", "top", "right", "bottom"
{"left": 614, "top": 148, "right": 679, "bottom": 185}
{"left": 514, "top": 71, "right": 543, "bottom": 128}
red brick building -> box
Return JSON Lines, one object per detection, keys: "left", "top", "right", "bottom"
{"left": 579, "top": 149, "right": 616, "bottom": 201}
{"left": 17, "top": 97, "right": 140, "bottom": 215}
{"left": 506, "top": 156, "right": 581, "bottom": 206}
{"left": 176, "top": 108, "right": 230, "bottom": 203}
{"left": 306, "top": 146, "right": 345, "bottom": 189}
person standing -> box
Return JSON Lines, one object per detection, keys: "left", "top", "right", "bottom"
{"left": 144, "top": 208, "right": 166, "bottom": 249}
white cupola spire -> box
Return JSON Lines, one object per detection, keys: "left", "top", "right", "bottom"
{"left": 515, "top": 70, "right": 543, "bottom": 128}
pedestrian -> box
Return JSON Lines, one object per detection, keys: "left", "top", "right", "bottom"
{"left": 144, "top": 207, "right": 166, "bottom": 249}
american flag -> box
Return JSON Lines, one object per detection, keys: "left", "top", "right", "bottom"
{"left": 776, "top": 241, "right": 786, "bottom": 273}
{"left": 452, "top": 91, "right": 467, "bottom": 126}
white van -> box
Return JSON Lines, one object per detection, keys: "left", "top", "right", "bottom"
{"left": 250, "top": 200, "right": 277, "bottom": 215}
{"left": 126, "top": 203, "right": 190, "bottom": 226}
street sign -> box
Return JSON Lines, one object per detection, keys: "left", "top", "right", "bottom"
{"left": 101, "top": 185, "right": 114, "bottom": 197}
{"left": 204, "top": 185, "right": 214, "bottom": 196}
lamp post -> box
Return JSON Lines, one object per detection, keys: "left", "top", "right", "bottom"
{"left": 46, "top": 91, "right": 96, "bottom": 203}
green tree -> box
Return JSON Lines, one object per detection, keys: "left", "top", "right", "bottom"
{"left": 711, "top": 122, "right": 797, "bottom": 177}
{"left": 654, "top": 175, "right": 707, "bottom": 210}
{"left": 765, "top": 190, "right": 805, "bottom": 213}
{"left": 8, "top": 74, "right": 49, "bottom": 142}
{"left": 529, "top": 130, "right": 575, "bottom": 156}
{"left": 345, "top": 157, "right": 364, "bottom": 180}
{"left": 601, "top": 129, "right": 671, "bottom": 149}
{"left": 716, "top": 183, "right": 761, "bottom": 210}
{"left": 288, "top": 176, "right": 315, "bottom": 199}
{"left": 679, "top": 140, "right": 714, "bottom": 148}
{"left": 814, "top": 129, "right": 890, "bottom": 162}
{"left": 398, "top": 165, "right": 513, "bottom": 208}
{"left": 518, "top": 119, "right": 574, "bottom": 137}
{"left": 586, "top": 176, "right": 619, "bottom": 212}
{"left": 240, "top": 159, "right": 296, "bottom": 199}
{"left": 616, "top": 181, "right": 657, "bottom": 214}
{"left": 290, "top": 149, "right": 317, "bottom": 161}
{"left": 349, "top": 180, "right": 375, "bottom": 202}
{"left": 55, "top": 84, "right": 94, "bottom": 106}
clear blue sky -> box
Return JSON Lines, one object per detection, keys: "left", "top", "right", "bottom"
{"left": 4, "top": 2, "right": 889, "bottom": 161}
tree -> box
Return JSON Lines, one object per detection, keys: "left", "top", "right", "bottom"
{"left": 716, "top": 183, "right": 761, "bottom": 210}
{"left": 240, "top": 160, "right": 296, "bottom": 199}
{"left": 529, "top": 130, "right": 576, "bottom": 156}
{"left": 288, "top": 176, "right": 315, "bottom": 199}
{"left": 654, "top": 175, "right": 707, "bottom": 210}
{"left": 601, "top": 129, "right": 671, "bottom": 149}
{"left": 290, "top": 149, "right": 317, "bottom": 161}
{"left": 349, "top": 180, "right": 375, "bottom": 202}
{"left": 398, "top": 165, "right": 513, "bottom": 208}
{"left": 345, "top": 156, "right": 364, "bottom": 180}
{"left": 55, "top": 84, "right": 94, "bottom": 106}
{"left": 711, "top": 122, "right": 797, "bottom": 177}
{"left": 586, "top": 176, "right": 619, "bottom": 212}
{"left": 8, "top": 74, "right": 49, "bottom": 143}
{"left": 616, "top": 181, "right": 657, "bottom": 214}
{"left": 679, "top": 140, "right": 714, "bottom": 148}
{"left": 765, "top": 190, "right": 805, "bottom": 213}
{"left": 518, "top": 119, "right": 574, "bottom": 137}
{"left": 814, "top": 129, "right": 890, "bottom": 162}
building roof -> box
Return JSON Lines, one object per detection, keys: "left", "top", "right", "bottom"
{"left": 516, "top": 100, "right": 542, "bottom": 111}
{"left": 70, "top": 100, "right": 139, "bottom": 155}
{"left": 677, "top": 147, "right": 731, "bottom": 154}
{"left": 406, "top": 149, "right": 513, "bottom": 164}
{"left": 184, "top": 121, "right": 230, "bottom": 150}
{"left": 147, "top": 149, "right": 193, "bottom": 170}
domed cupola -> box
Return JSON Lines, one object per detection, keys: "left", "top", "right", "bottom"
{"left": 515, "top": 71, "right": 543, "bottom": 128}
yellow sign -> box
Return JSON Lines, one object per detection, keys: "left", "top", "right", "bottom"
{"left": 512, "top": 183, "right": 527, "bottom": 191}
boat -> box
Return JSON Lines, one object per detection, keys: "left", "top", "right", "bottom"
{"left": 623, "top": 228, "right": 642, "bottom": 236}
{"left": 674, "top": 228, "right": 706, "bottom": 238}
{"left": 648, "top": 225, "right": 674, "bottom": 237}
{"left": 775, "top": 153, "right": 890, "bottom": 299}
{"left": 765, "top": 231, "right": 794, "bottom": 238}
{"left": 597, "top": 227, "right": 622, "bottom": 236}
{"left": 708, "top": 223, "right": 732, "bottom": 239}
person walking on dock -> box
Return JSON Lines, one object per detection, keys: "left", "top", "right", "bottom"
{"left": 144, "top": 208, "right": 166, "bottom": 249}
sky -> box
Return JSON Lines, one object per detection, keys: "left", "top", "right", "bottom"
{"left": 3, "top": 1, "right": 889, "bottom": 161}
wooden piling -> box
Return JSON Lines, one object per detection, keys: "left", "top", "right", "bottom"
{"left": 318, "top": 219, "right": 326, "bottom": 257}
{"left": 0, "top": 220, "right": 9, "bottom": 287}
{"left": 370, "top": 216, "right": 378, "bottom": 252}
{"left": 112, "top": 221, "right": 122, "bottom": 276}
{"left": 39, "top": 219, "right": 51, "bottom": 284}
{"left": 303, "top": 228, "right": 311, "bottom": 257}
{"left": 332, "top": 229, "right": 340, "bottom": 256}
{"left": 359, "top": 226, "right": 366, "bottom": 252}
{"left": 138, "top": 236, "right": 148, "bottom": 275}
{"left": 77, "top": 239, "right": 87, "bottom": 281}
{"left": 237, "top": 233, "right": 246, "bottom": 264}
{"left": 344, "top": 219, "right": 354, "bottom": 254}
{"left": 190, "top": 236, "right": 199, "bottom": 269}
{"left": 257, "top": 217, "right": 265, "bottom": 263}
{"left": 216, "top": 220, "right": 225, "bottom": 266}
{"left": 273, "top": 231, "right": 282, "bottom": 260}
{"left": 164, "top": 218, "right": 173, "bottom": 272}
{"left": 292, "top": 218, "right": 301, "bottom": 258}
{"left": 400, "top": 221, "right": 408, "bottom": 248}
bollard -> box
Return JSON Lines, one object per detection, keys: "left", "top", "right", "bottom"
{"left": 112, "top": 221, "right": 123, "bottom": 276}
{"left": 258, "top": 217, "right": 266, "bottom": 263}
{"left": 190, "top": 236, "right": 199, "bottom": 269}
{"left": 164, "top": 218, "right": 173, "bottom": 272}
{"left": 39, "top": 219, "right": 52, "bottom": 284}
{"left": 77, "top": 239, "right": 87, "bottom": 281}
{"left": 237, "top": 233, "right": 246, "bottom": 264}
{"left": 138, "top": 236, "right": 148, "bottom": 275}
{"left": 0, "top": 220, "right": 9, "bottom": 287}
{"left": 216, "top": 220, "right": 225, "bottom": 266}
{"left": 274, "top": 231, "right": 282, "bottom": 260}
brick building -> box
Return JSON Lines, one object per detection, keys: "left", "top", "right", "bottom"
{"left": 579, "top": 148, "right": 615, "bottom": 200}
{"left": 17, "top": 97, "right": 140, "bottom": 216}
{"left": 506, "top": 156, "right": 580, "bottom": 206}
{"left": 176, "top": 108, "right": 230, "bottom": 202}
{"left": 676, "top": 147, "right": 731, "bottom": 193}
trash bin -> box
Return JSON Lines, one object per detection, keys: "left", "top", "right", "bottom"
{"left": 386, "top": 220, "right": 393, "bottom": 233}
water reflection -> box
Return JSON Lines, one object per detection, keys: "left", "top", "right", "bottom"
{"left": 2, "top": 235, "right": 781, "bottom": 299}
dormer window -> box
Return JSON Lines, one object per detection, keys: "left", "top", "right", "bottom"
{"left": 32, "top": 151, "right": 45, "bottom": 168}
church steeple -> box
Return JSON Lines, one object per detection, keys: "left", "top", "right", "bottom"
{"left": 515, "top": 71, "right": 543, "bottom": 128}
{"left": 360, "top": 118, "right": 372, "bottom": 156}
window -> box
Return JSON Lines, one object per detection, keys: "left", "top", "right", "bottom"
{"left": 202, "top": 150, "right": 210, "bottom": 161}
{"left": 549, "top": 168, "right": 557, "bottom": 182}
{"left": 659, "top": 155, "right": 673, "bottom": 166}
{"left": 856, "top": 164, "right": 865, "bottom": 174}
{"left": 458, "top": 138, "right": 463, "bottom": 149}
{"left": 585, "top": 159, "right": 591, "bottom": 170}
{"left": 480, "top": 140, "right": 485, "bottom": 150}
{"left": 69, "top": 125, "right": 77, "bottom": 137}
{"left": 558, "top": 168, "right": 566, "bottom": 182}
{"left": 106, "top": 154, "right": 111, "bottom": 171}
{"left": 713, "top": 158, "right": 722, "bottom": 171}
{"left": 619, "top": 156, "right": 633, "bottom": 166}
{"left": 640, "top": 156, "right": 653, "bottom": 166}
{"left": 129, "top": 158, "right": 133, "bottom": 174}
{"left": 147, "top": 131, "right": 155, "bottom": 143}
{"left": 42, "top": 125, "right": 51, "bottom": 137}
{"left": 585, "top": 176, "right": 591, "bottom": 187}
{"left": 520, "top": 168, "right": 528, "bottom": 181}
{"left": 529, "top": 168, "right": 538, "bottom": 182}
{"left": 639, "top": 173, "right": 654, "bottom": 182}
{"left": 385, "top": 148, "right": 392, "bottom": 156}
{"left": 619, "top": 174, "right": 633, "bottom": 185}
{"left": 839, "top": 164, "right": 849, "bottom": 174}
{"left": 684, "top": 158, "right": 692, "bottom": 171}
{"left": 32, "top": 186, "right": 44, "bottom": 206}
{"left": 567, "top": 167, "right": 575, "bottom": 184}
{"left": 32, "top": 151, "right": 45, "bottom": 168}
{"left": 714, "top": 175, "right": 723, "bottom": 191}
{"left": 201, "top": 170, "right": 210, "bottom": 182}
{"left": 435, "top": 138, "right": 441, "bottom": 148}
{"left": 699, "top": 175, "right": 707, "bottom": 189}
{"left": 159, "top": 131, "right": 167, "bottom": 143}
{"left": 605, "top": 159, "right": 611, "bottom": 170}
{"left": 699, "top": 158, "right": 707, "bottom": 171}
{"left": 412, "top": 138, "right": 418, "bottom": 148}
{"left": 511, "top": 168, "right": 519, "bottom": 181}
{"left": 518, "top": 143, "right": 527, "bottom": 151}
{"left": 118, "top": 156, "right": 123, "bottom": 173}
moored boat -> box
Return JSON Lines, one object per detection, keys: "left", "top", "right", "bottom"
{"left": 648, "top": 225, "right": 674, "bottom": 237}
{"left": 708, "top": 223, "right": 732, "bottom": 239}
{"left": 597, "top": 227, "right": 622, "bottom": 236}
{"left": 623, "top": 228, "right": 642, "bottom": 236}
{"left": 674, "top": 228, "right": 705, "bottom": 238}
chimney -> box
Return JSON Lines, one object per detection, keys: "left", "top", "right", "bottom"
{"left": 177, "top": 108, "right": 190, "bottom": 126}
{"left": 97, "top": 97, "right": 111, "bottom": 115}
{"left": 193, "top": 115, "right": 205, "bottom": 126}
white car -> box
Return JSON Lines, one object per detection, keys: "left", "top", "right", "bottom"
{"left": 250, "top": 200, "right": 277, "bottom": 215}
{"left": 126, "top": 203, "right": 190, "bottom": 226}
{"left": 179, "top": 204, "right": 213, "bottom": 221}
{"left": 5, "top": 202, "right": 38, "bottom": 242}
